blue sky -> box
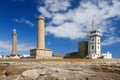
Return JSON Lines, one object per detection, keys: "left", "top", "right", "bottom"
{"left": 0, "top": 0, "right": 120, "bottom": 58}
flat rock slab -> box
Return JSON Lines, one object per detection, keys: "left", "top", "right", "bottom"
{"left": 22, "top": 69, "right": 46, "bottom": 79}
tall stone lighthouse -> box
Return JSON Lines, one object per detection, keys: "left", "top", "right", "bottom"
{"left": 11, "top": 29, "right": 18, "bottom": 56}
{"left": 30, "top": 17, "right": 52, "bottom": 59}
{"left": 37, "top": 17, "right": 45, "bottom": 49}
{"left": 87, "top": 20, "right": 102, "bottom": 59}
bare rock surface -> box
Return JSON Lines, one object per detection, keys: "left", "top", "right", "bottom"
{"left": 22, "top": 69, "right": 40, "bottom": 79}
{"left": 0, "top": 59, "right": 120, "bottom": 80}
{"left": 22, "top": 69, "right": 46, "bottom": 79}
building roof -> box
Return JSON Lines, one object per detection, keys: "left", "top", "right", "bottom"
{"left": 53, "top": 54, "right": 62, "bottom": 57}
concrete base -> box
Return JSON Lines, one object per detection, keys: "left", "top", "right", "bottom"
{"left": 88, "top": 53, "right": 101, "bottom": 59}
{"left": 30, "top": 48, "right": 53, "bottom": 59}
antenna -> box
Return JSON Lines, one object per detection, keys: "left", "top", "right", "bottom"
{"left": 91, "top": 15, "right": 96, "bottom": 30}
{"left": 91, "top": 17, "right": 94, "bottom": 30}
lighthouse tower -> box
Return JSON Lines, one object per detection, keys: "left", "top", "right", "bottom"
{"left": 87, "top": 19, "right": 102, "bottom": 59}
{"left": 12, "top": 29, "right": 18, "bottom": 56}
{"left": 30, "top": 17, "right": 53, "bottom": 59}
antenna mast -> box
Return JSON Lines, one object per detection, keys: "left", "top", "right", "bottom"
{"left": 91, "top": 16, "right": 95, "bottom": 30}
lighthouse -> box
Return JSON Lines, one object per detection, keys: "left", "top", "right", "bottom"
{"left": 87, "top": 19, "right": 102, "bottom": 59}
{"left": 11, "top": 29, "right": 18, "bottom": 56}
{"left": 30, "top": 17, "right": 53, "bottom": 59}
{"left": 37, "top": 17, "right": 45, "bottom": 49}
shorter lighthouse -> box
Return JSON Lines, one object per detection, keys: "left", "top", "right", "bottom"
{"left": 11, "top": 29, "right": 18, "bottom": 56}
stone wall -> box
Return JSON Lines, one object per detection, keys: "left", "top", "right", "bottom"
{"left": 78, "top": 41, "right": 88, "bottom": 58}
{"left": 30, "top": 49, "right": 53, "bottom": 59}
{"left": 64, "top": 41, "right": 88, "bottom": 58}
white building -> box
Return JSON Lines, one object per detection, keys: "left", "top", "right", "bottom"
{"left": 87, "top": 18, "right": 112, "bottom": 59}
{"left": 88, "top": 29, "right": 102, "bottom": 59}
{"left": 102, "top": 51, "right": 112, "bottom": 59}
{"left": 0, "top": 55, "right": 2, "bottom": 59}
{"left": 10, "top": 55, "right": 21, "bottom": 59}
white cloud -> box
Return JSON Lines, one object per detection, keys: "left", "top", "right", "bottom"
{"left": 52, "top": 13, "right": 67, "bottom": 25}
{"left": 13, "top": 18, "right": 35, "bottom": 27}
{"left": 46, "top": 22, "right": 86, "bottom": 40}
{"left": 38, "top": 7, "right": 52, "bottom": 18}
{"left": 37, "top": 0, "right": 120, "bottom": 45}
{"left": 37, "top": 0, "right": 70, "bottom": 18}
{"left": 0, "top": 41, "right": 11, "bottom": 51}
{"left": 101, "top": 36, "right": 120, "bottom": 46}
{"left": 44, "top": 0, "right": 70, "bottom": 12}
{"left": 18, "top": 43, "right": 35, "bottom": 51}
{"left": 0, "top": 40, "right": 35, "bottom": 53}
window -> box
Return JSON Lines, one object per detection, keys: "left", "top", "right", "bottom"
{"left": 91, "top": 38, "right": 94, "bottom": 42}
{"left": 98, "top": 39, "right": 99, "bottom": 43}
{"left": 92, "top": 45, "right": 94, "bottom": 49}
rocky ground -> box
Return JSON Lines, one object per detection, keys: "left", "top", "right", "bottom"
{"left": 0, "top": 59, "right": 120, "bottom": 80}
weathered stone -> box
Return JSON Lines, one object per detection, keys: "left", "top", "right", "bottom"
{"left": 22, "top": 77, "right": 33, "bottom": 80}
{"left": 13, "top": 75, "right": 23, "bottom": 80}
{"left": 65, "top": 77, "right": 86, "bottom": 80}
{"left": 0, "top": 70, "right": 6, "bottom": 77}
{"left": 22, "top": 69, "right": 46, "bottom": 79}
{"left": 37, "top": 69, "right": 46, "bottom": 76}
{"left": 22, "top": 69, "right": 40, "bottom": 79}
{"left": 44, "top": 76, "right": 59, "bottom": 80}
{"left": 0, "top": 59, "right": 120, "bottom": 80}
{"left": 6, "top": 68, "right": 25, "bottom": 76}
{"left": 37, "top": 77, "right": 45, "bottom": 80}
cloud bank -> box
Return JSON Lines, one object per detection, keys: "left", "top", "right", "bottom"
{"left": 13, "top": 18, "right": 35, "bottom": 27}
{"left": 37, "top": 0, "right": 120, "bottom": 46}
{"left": 0, "top": 40, "right": 35, "bottom": 55}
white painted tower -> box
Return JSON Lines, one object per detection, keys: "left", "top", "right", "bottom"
{"left": 87, "top": 19, "right": 102, "bottom": 59}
